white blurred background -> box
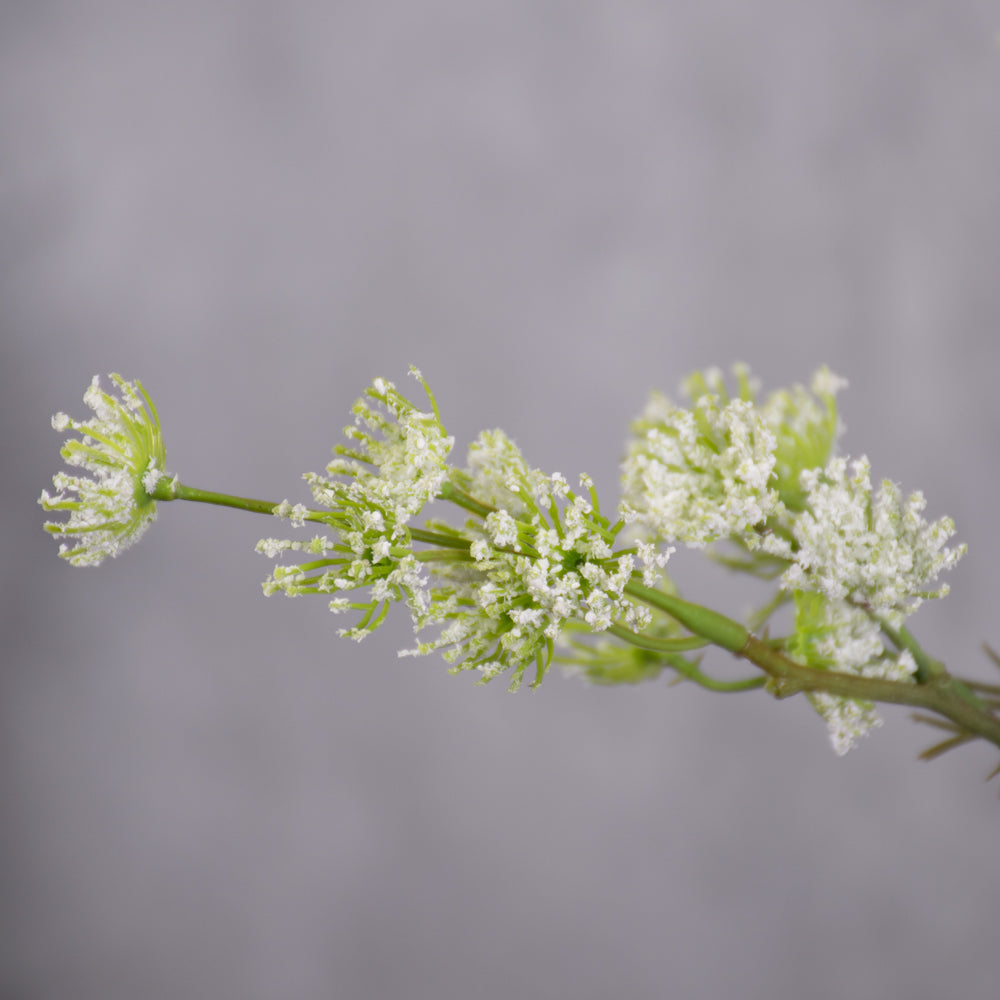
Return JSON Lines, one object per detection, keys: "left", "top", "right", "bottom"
{"left": 5, "top": 3, "right": 1000, "bottom": 998}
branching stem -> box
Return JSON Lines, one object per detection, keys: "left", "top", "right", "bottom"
{"left": 623, "top": 581, "right": 1000, "bottom": 752}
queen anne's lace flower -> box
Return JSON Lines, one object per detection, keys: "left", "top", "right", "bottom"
{"left": 620, "top": 384, "right": 783, "bottom": 552}
{"left": 782, "top": 456, "right": 965, "bottom": 615}
{"left": 620, "top": 365, "right": 849, "bottom": 555}
{"left": 258, "top": 368, "right": 452, "bottom": 639}
{"left": 40, "top": 374, "right": 173, "bottom": 566}
{"left": 403, "top": 430, "right": 653, "bottom": 690}
{"left": 772, "top": 418, "right": 963, "bottom": 754}
{"left": 321, "top": 366, "right": 455, "bottom": 524}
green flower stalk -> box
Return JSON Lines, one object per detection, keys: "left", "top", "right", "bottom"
{"left": 41, "top": 364, "right": 1000, "bottom": 778}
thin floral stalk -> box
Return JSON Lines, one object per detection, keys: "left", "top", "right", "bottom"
{"left": 624, "top": 581, "right": 749, "bottom": 652}
{"left": 156, "top": 481, "right": 328, "bottom": 522}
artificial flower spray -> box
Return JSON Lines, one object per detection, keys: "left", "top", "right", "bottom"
{"left": 40, "top": 365, "right": 1000, "bottom": 777}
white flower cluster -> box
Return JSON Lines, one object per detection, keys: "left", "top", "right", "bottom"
{"left": 40, "top": 374, "right": 172, "bottom": 566}
{"left": 809, "top": 689, "right": 883, "bottom": 757}
{"left": 321, "top": 367, "right": 455, "bottom": 523}
{"left": 621, "top": 365, "right": 963, "bottom": 616}
{"left": 621, "top": 365, "right": 966, "bottom": 753}
{"left": 782, "top": 456, "right": 965, "bottom": 615}
{"left": 403, "top": 430, "right": 660, "bottom": 690}
{"left": 620, "top": 388, "right": 784, "bottom": 552}
{"left": 258, "top": 369, "right": 453, "bottom": 637}
{"left": 774, "top": 453, "right": 964, "bottom": 754}
{"left": 790, "top": 591, "right": 917, "bottom": 754}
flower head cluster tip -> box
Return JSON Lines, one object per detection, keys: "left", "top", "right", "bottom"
{"left": 619, "top": 364, "right": 784, "bottom": 553}
{"left": 258, "top": 368, "right": 455, "bottom": 641}
{"left": 619, "top": 364, "right": 848, "bottom": 554}
{"left": 404, "top": 432, "right": 662, "bottom": 690}
{"left": 40, "top": 374, "right": 173, "bottom": 566}
{"left": 782, "top": 456, "right": 965, "bottom": 615}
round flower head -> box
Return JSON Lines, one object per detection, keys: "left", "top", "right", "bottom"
{"left": 404, "top": 432, "right": 655, "bottom": 691}
{"left": 40, "top": 374, "right": 173, "bottom": 566}
{"left": 782, "top": 456, "right": 965, "bottom": 615}
{"left": 258, "top": 368, "right": 454, "bottom": 641}
{"left": 619, "top": 365, "right": 783, "bottom": 552}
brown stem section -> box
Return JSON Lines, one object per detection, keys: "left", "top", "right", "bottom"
{"left": 739, "top": 635, "right": 1000, "bottom": 752}
{"left": 628, "top": 579, "right": 1000, "bottom": 751}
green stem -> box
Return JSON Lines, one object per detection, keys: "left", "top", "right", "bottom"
{"left": 625, "top": 581, "right": 1000, "bottom": 752}
{"left": 605, "top": 624, "right": 762, "bottom": 693}
{"left": 876, "top": 616, "right": 942, "bottom": 684}
{"left": 409, "top": 527, "right": 472, "bottom": 550}
{"left": 606, "top": 623, "right": 708, "bottom": 653}
{"left": 415, "top": 549, "right": 474, "bottom": 564}
{"left": 151, "top": 479, "right": 331, "bottom": 523}
{"left": 438, "top": 480, "right": 494, "bottom": 518}
{"left": 879, "top": 618, "right": 992, "bottom": 714}
{"left": 740, "top": 636, "right": 1000, "bottom": 751}
{"left": 624, "top": 581, "right": 748, "bottom": 651}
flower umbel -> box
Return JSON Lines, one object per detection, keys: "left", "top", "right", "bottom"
{"left": 40, "top": 374, "right": 173, "bottom": 566}
{"left": 258, "top": 368, "right": 454, "bottom": 641}
{"left": 782, "top": 456, "right": 965, "bottom": 615}
{"left": 405, "top": 435, "right": 658, "bottom": 690}
{"left": 619, "top": 365, "right": 784, "bottom": 553}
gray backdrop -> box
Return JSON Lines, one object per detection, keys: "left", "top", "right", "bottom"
{"left": 4, "top": 3, "right": 1000, "bottom": 998}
